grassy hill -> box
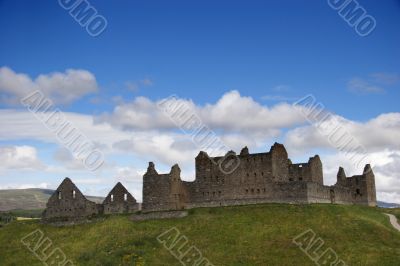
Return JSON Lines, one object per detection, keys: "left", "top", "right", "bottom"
{"left": 0, "top": 204, "right": 399, "bottom": 265}
{"left": 0, "top": 188, "right": 104, "bottom": 212}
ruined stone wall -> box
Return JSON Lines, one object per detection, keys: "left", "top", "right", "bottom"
{"left": 43, "top": 178, "right": 140, "bottom": 221}
{"left": 42, "top": 178, "right": 98, "bottom": 221}
{"left": 270, "top": 143, "right": 289, "bottom": 182}
{"left": 288, "top": 156, "right": 323, "bottom": 184}
{"left": 308, "top": 156, "right": 323, "bottom": 184}
{"left": 142, "top": 163, "right": 187, "bottom": 212}
{"left": 185, "top": 181, "right": 310, "bottom": 208}
{"left": 187, "top": 143, "right": 325, "bottom": 205}
{"left": 189, "top": 144, "right": 287, "bottom": 205}
{"left": 288, "top": 163, "right": 307, "bottom": 182}
{"left": 306, "top": 183, "right": 331, "bottom": 203}
{"left": 330, "top": 186, "right": 355, "bottom": 204}
{"left": 190, "top": 152, "right": 274, "bottom": 204}
{"left": 141, "top": 143, "right": 377, "bottom": 212}
{"left": 44, "top": 143, "right": 378, "bottom": 218}
{"left": 332, "top": 164, "right": 377, "bottom": 206}
{"left": 363, "top": 165, "right": 377, "bottom": 206}
{"left": 142, "top": 173, "right": 173, "bottom": 211}
{"left": 103, "top": 182, "right": 139, "bottom": 214}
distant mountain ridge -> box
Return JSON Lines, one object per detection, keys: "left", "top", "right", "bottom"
{"left": 0, "top": 188, "right": 104, "bottom": 211}
{"left": 377, "top": 201, "right": 400, "bottom": 209}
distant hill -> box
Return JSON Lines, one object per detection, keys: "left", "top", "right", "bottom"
{"left": 378, "top": 201, "right": 400, "bottom": 208}
{"left": 0, "top": 188, "right": 104, "bottom": 211}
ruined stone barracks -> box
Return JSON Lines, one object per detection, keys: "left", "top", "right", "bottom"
{"left": 42, "top": 178, "right": 138, "bottom": 222}
{"left": 143, "top": 143, "right": 377, "bottom": 212}
{"left": 43, "top": 142, "right": 377, "bottom": 221}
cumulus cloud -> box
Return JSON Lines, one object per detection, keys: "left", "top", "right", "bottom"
{"left": 112, "top": 134, "right": 199, "bottom": 167}
{"left": 0, "top": 109, "right": 129, "bottom": 146}
{"left": 0, "top": 89, "right": 399, "bottom": 203}
{"left": 0, "top": 109, "right": 201, "bottom": 168}
{"left": 113, "top": 167, "right": 144, "bottom": 200}
{"left": 53, "top": 147, "right": 93, "bottom": 171}
{"left": 285, "top": 112, "right": 400, "bottom": 154}
{"left": 319, "top": 150, "right": 400, "bottom": 204}
{"left": 96, "top": 90, "right": 307, "bottom": 137}
{"left": 285, "top": 111, "right": 400, "bottom": 203}
{"left": 0, "top": 66, "right": 98, "bottom": 105}
{"left": 113, "top": 166, "right": 143, "bottom": 183}
{"left": 0, "top": 145, "right": 45, "bottom": 170}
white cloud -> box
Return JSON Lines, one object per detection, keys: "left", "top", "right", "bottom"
{"left": 97, "top": 90, "right": 307, "bottom": 137}
{"left": 53, "top": 147, "right": 92, "bottom": 171}
{"left": 347, "top": 77, "right": 384, "bottom": 94}
{"left": 346, "top": 73, "right": 399, "bottom": 95}
{"left": 0, "top": 89, "right": 399, "bottom": 203}
{"left": 0, "top": 145, "right": 45, "bottom": 171}
{"left": 285, "top": 111, "right": 400, "bottom": 203}
{"left": 112, "top": 134, "right": 198, "bottom": 166}
{"left": 0, "top": 109, "right": 201, "bottom": 168}
{"left": 113, "top": 166, "right": 144, "bottom": 183}
{"left": 378, "top": 192, "right": 400, "bottom": 204}
{"left": 0, "top": 183, "right": 49, "bottom": 190}
{"left": 0, "top": 66, "right": 98, "bottom": 105}
{"left": 319, "top": 150, "right": 400, "bottom": 204}
{"left": 124, "top": 77, "right": 153, "bottom": 92}
{"left": 285, "top": 112, "right": 400, "bottom": 154}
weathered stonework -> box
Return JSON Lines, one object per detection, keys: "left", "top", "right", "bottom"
{"left": 43, "top": 142, "right": 377, "bottom": 221}
{"left": 103, "top": 182, "right": 139, "bottom": 214}
{"left": 142, "top": 143, "right": 377, "bottom": 212}
{"left": 42, "top": 178, "right": 99, "bottom": 222}
{"left": 42, "top": 179, "right": 138, "bottom": 222}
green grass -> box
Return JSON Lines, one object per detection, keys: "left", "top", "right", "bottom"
{"left": 7, "top": 209, "right": 44, "bottom": 218}
{"left": 0, "top": 204, "right": 399, "bottom": 265}
{"left": 0, "top": 213, "right": 15, "bottom": 226}
{"left": 385, "top": 208, "right": 400, "bottom": 221}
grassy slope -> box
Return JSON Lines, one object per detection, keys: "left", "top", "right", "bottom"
{"left": 385, "top": 208, "right": 400, "bottom": 221}
{"left": 0, "top": 204, "right": 399, "bottom": 266}
{"left": 0, "top": 188, "right": 104, "bottom": 211}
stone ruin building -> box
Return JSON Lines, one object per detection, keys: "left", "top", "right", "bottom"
{"left": 42, "top": 178, "right": 138, "bottom": 222}
{"left": 103, "top": 182, "right": 139, "bottom": 214}
{"left": 43, "top": 142, "right": 377, "bottom": 220}
{"left": 142, "top": 143, "right": 377, "bottom": 212}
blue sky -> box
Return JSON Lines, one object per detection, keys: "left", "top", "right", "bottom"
{"left": 0, "top": 0, "right": 399, "bottom": 202}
